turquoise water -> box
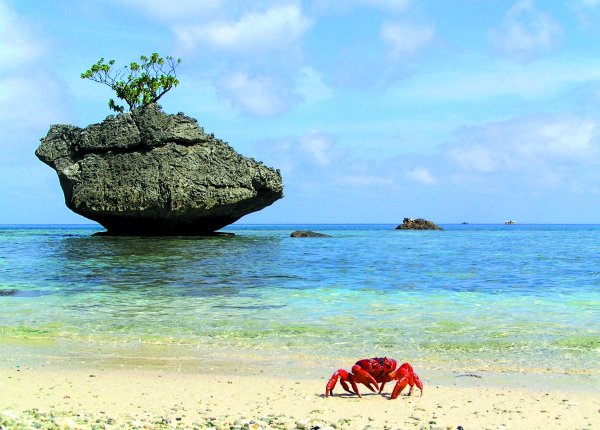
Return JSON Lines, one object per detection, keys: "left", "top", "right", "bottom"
{"left": 0, "top": 224, "right": 598, "bottom": 376}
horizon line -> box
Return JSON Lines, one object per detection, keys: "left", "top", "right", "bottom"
{"left": 1, "top": 222, "right": 599, "bottom": 226}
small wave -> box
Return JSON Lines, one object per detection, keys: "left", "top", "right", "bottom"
{"left": 422, "top": 340, "right": 527, "bottom": 352}
{"left": 0, "top": 324, "right": 61, "bottom": 337}
{"left": 212, "top": 304, "right": 287, "bottom": 310}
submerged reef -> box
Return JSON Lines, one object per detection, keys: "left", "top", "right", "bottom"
{"left": 36, "top": 104, "right": 283, "bottom": 235}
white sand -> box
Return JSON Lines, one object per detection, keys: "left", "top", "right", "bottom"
{"left": 1, "top": 365, "right": 599, "bottom": 429}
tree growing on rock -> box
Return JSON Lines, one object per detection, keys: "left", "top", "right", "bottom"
{"left": 81, "top": 53, "right": 181, "bottom": 113}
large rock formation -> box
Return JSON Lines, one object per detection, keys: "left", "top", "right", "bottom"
{"left": 36, "top": 104, "right": 283, "bottom": 235}
{"left": 395, "top": 218, "right": 443, "bottom": 230}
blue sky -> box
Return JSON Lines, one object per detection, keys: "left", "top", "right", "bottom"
{"left": 1, "top": 0, "right": 599, "bottom": 224}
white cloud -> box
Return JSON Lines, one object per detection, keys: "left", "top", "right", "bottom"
{"left": 315, "top": 0, "right": 411, "bottom": 13}
{"left": 299, "top": 132, "right": 338, "bottom": 166}
{"left": 0, "top": 2, "right": 46, "bottom": 71}
{"left": 394, "top": 56, "right": 600, "bottom": 102}
{"left": 365, "top": 0, "right": 411, "bottom": 10}
{"left": 338, "top": 174, "right": 396, "bottom": 187}
{"left": 114, "top": 2, "right": 316, "bottom": 116}
{"left": 581, "top": 0, "right": 600, "bottom": 7}
{"left": 0, "top": 3, "right": 65, "bottom": 130}
{"left": 295, "top": 67, "right": 333, "bottom": 104}
{"left": 380, "top": 22, "right": 435, "bottom": 59}
{"left": 258, "top": 131, "right": 343, "bottom": 174}
{"left": 218, "top": 72, "right": 298, "bottom": 117}
{"left": 299, "top": 133, "right": 336, "bottom": 166}
{"left": 166, "top": 4, "right": 314, "bottom": 116}
{"left": 113, "top": 0, "right": 223, "bottom": 22}
{"left": 0, "top": 76, "right": 66, "bottom": 127}
{"left": 446, "top": 115, "right": 599, "bottom": 176}
{"left": 174, "top": 4, "right": 312, "bottom": 54}
{"left": 0, "top": 3, "right": 67, "bottom": 177}
{"left": 404, "top": 167, "right": 436, "bottom": 184}
{"left": 447, "top": 144, "right": 498, "bottom": 173}
{"left": 489, "top": 0, "right": 562, "bottom": 61}
{"left": 217, "top": 67, "right": 331, "bottom": 117}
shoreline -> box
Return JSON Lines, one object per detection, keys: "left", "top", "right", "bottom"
{"left": 2, "top": 336, "right": 597, "bottom": 379}
{"left": 1, "top": 364, "right": 599, "bottom": 429}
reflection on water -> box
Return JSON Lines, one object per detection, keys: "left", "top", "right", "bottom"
{"left": 0, "top": 224, "right": 599, "bottom": 375}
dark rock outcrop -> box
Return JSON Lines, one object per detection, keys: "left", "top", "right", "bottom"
{"left": 36, "top": 104, "right": 284, "bottom": 235}
{"left": 290, "top": 230, "right": 331, "bottom": 238}
{"left": 0, "top": 289, "right": 18, "bottom": 296}
{"left": 395, "top": 218, "right": 443, "bottom": 230}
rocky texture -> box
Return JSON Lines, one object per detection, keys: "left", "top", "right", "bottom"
{"left": 36, "top": 104, "right": 283, "bottom": 235}
{"left": 290, "top": 230, "right": 331, "bottom": 238}
{"left": 395, "top": 217, "right": 443, "bottom": 230}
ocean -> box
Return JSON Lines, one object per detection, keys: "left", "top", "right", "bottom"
{"left": 0, "top": 224, "right": 598, "bottom": 383}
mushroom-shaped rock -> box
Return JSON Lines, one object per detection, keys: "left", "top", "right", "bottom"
{"left": 36, "top": 104, "right": 284, "bottom": 235}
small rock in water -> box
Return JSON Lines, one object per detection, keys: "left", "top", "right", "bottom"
{"left": 290, "top": 230, "right": 332, "bottom": 238}
{"left": 0, "top": 289, "right": 17, "bottom": 296}
{"left": 395, "top": 217, "right": 443, "bottom": 230}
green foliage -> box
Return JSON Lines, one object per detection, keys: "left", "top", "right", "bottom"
{"left": 81, "top": 53, "right": 182, "bottom": 113}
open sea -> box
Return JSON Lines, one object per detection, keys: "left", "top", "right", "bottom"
{"left": 0, "top": 224, "right": 598, "bottom": 385}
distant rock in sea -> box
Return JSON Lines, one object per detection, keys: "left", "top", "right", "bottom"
{"left": 0, "top": 289, "right": 18, "bottom": 296}
{"left": 36, "top": 104, "right": 284, "bottom": 235}
{"left": 290, "top": 230, "right": 332, "bottom": 238}
{"left": 395, "top": 218, "right": 443, "bottom": 230}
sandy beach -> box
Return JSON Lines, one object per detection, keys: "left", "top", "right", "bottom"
{"left": 1, "top": 364, "right": 599, "bottom": 430}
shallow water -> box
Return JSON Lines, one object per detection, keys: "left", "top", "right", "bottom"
{"left": 0, "top": 224, "right": 598, "bottom": 377}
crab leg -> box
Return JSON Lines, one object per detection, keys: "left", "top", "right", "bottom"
{"left": 326, "top": 369, "right": 356, "bottom": 397}
{"left": 390, "top": 371, "right": 423, "bottom": 399}
{"left": 413, "top": 373, "right": 424, "bottom": 396}
{"left": 390, "top": 376, "right": 408, "bottom": 399}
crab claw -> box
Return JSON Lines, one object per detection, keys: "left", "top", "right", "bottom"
{"left": 351, "top": 367, "right": 380, "bottom": 394}
{"left": 326, "top": 369, "right": 357, "bottom": 397}
{"left": 390, "top": 363, "right": 423, "bottom": 399}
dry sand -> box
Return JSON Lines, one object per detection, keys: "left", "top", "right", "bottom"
{"left": 1, "top": 365, "right": 599, "bottom": 429}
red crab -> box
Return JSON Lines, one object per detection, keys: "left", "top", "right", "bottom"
{"left": 325, "top": 357, "right": 423, "bottom": 399}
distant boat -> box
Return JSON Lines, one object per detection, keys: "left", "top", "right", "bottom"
{"left": 504, "top": 220, "right": 516, "bottom": 225}
{"left": 461, "top": 222, "right": 469, "bottom": 225}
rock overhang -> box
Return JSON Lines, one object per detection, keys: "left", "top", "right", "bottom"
{"left": 36, "top": 104, "right": 283, "bottom": 235}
